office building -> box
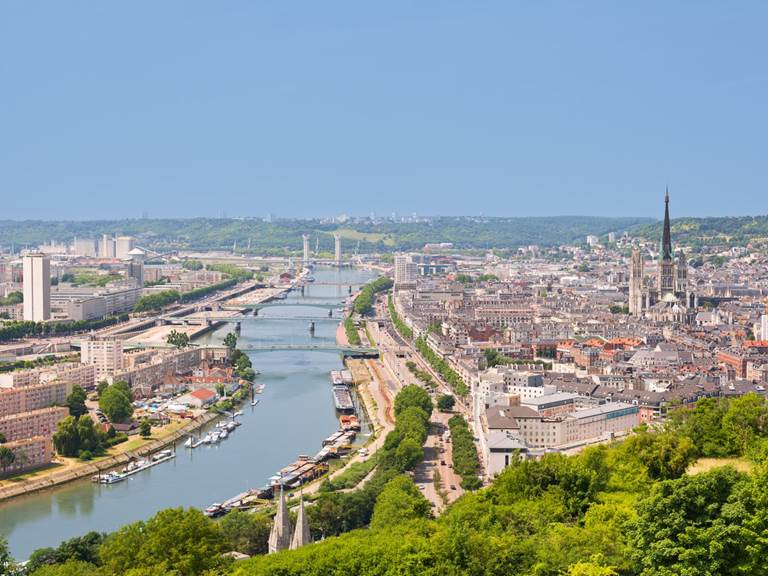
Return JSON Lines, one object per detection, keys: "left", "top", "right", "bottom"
{"left": 22, "top": 252, "right": 51, "bottom": 322}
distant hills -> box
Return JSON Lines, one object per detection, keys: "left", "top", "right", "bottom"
{"left": 1, "top": 214, "right": 766, "bottom": 254}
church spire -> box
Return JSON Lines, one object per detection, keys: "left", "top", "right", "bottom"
{"left": 268, "top": 485, "right": 293, "bottom": 554}
{"left": 661, "top": 187, "right": 672, "bottom": 261}
{"left": 290, "top": 491, "right": 312, "bottom": 550}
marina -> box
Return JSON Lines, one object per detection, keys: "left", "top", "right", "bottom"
{"left": 0, "top": 266, "right": 378, "bottom": 560}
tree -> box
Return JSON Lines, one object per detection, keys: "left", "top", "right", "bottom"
{"left": 371, "top": 475, "right": 431, "bottom": 529}
{"left": 99, "top": 384, "right": 133, "bottom": 423}
{"left": 166, "top": 329, "right": 190, "bottom": 349}
{"left": 394, "top": 437, "right": 423, "bottom": 472}
{"left": 98, "top": 508, "right": 227, "bottom": 575}
{"left": 1, "top": 535, "right": 18, "bottom": 576}
{"left": 65, "top": 385, "right": 87, "bottom": 418}
{"left": 53, "top": 416, "right": 106, "bottom": 458}
{"left": 722, "top": 392, "right": 768, "bottom": 454}
{"left": 0, "top": 432, "right": 5, "bottom": 444}
{"left": 96, "top": 381, "right": 108, "bottom": 398}
{"left": 139, "top": 420, "right": 151, "bottom": 438}
{"left": 630, "top": 467, "right": 749, "bottom": 576}
{"left": 0, "top": 446, "right": 16, "bottom": 475}
{"left": 224, "top": 332, "right": 238, "bottom": 353}
{"left": 220, "top": 510, "right": 271, "bottom": 556}
{"left": 437, "top": 394, "right": 455, "bottom": 412}
{"left": 393, "top": 384, "right": 432, "bottom": 418}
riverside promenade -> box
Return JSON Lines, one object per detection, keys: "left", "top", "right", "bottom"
{"left": 0, "top": 411, "right": 218, "bottom": 503}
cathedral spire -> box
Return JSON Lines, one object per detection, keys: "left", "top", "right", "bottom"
{"left": 268, "top": 485, "right": 293, "bottom": 554}
{"left": 290, "top": 491, "right": 312, "bottom": 550}
{"left": 661, "top": 187, "right": 672, "bottom": 261}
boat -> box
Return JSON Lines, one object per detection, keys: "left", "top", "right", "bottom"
{"left": 332, "top": 385, "right": 355, "bottom": 413}
{"left": 204, "top": 503, "right": 226, "bottom": 518}
{"left": 220, "top": 429, "right": 228, "bottom": 439}
{"left": 202, "top": 432, "right": 214, "bottom": 444}
{"left": 233, "top": 410, "right": 243, "bottom": 417}
{"left": 251, "top": 399, "right": 260, "bottom": 406}
{"left": 93, "top": 471, "right": 125, "bottom": 484}
{"left": 183, "top": 436, "right": 194, "bottom": 448}
{"left": 226, "top": 421, "right": 237, "bottom": 432}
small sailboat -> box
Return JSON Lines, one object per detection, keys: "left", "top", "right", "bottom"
{"left": 183, "top": 436, "right": 193, "bottom": 448}
{"left": 251, "top": 398, "right": 260, "bottom": 406}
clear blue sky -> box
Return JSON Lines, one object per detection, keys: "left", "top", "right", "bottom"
{"left": 2, "top": 2, "right": 766, "bottom": 220}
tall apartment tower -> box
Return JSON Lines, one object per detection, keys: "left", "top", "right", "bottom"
{"left": 115, "top": 236, "right": 136, "bottom": 260}
{"left": 657, "top": 189, "right": 676, "bottom": 298}
{"left": 628, "top": 248, "right": 644, "bottom": 316}
{"left": 100, "top": 234, "right": 116, "bottom": 258}
{"left": 394, "top": 253, "right": 418, "bottom": 289}
{"left": 302, "top": 234, "right": 310, "bottom": 267}
{"left": 23, "top": 253, "right": 51, "bottom": 322}
{"left": 334, "top": 234, "right": 342, "bottom": 266}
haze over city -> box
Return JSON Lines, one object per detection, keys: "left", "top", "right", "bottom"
{"left": 3, "top": 1, "right": 768, "bottom": 219}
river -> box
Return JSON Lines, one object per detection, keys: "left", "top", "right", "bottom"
{"left": 0, "top": 266, "right": 378, "bottom": 560}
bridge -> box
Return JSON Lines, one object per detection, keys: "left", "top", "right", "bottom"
{"left": 114, "top": 341, "right": 378, "bottom": 357}
{"left": 165, "top": 315, "right": 340, "bottom": 324}
{"left": 222, "top": 301, "right": 345, "bottom": 312}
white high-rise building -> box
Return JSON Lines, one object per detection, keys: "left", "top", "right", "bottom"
{"left": 81, "top": 336, "right": 124, "bottom": 378}
{"left": 394, "top": 253, "right": 417, "bottom": 288}
{"left": 761, "top": 314, "right": 768, "bottom": 341}
{"left": 115, "top": 236, "right": 136, "bottom": 259}
{"left": 334, "top": 234, "right": 342, "bottom": 265}
{"left": 302, "top": 234, "right": 310, "bottom": 267}
{"left": 72, "top": 237, "right": 97, "bottom": 257}
{"left": 23, "top": 253, "right": 51, "bottom": 322}
{"left": 100, "top": 234, "right": 116, "bottom": 258}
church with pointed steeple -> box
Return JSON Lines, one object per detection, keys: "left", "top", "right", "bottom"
{"left": 268, "top": 486, "right": 293, "bottom": 554}
{"left": 628, "top": 190, "right": 696, "bottom": 323}
{"left": 268, "top": 486, "right": 313, "bottom": 554}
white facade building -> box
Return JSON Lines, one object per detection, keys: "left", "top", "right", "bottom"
{"left": 22, "top": 253, "right": 51, "bottom": 322}
{"left": 394, "top": 253, "right": 418, "bottom": 288}
{"left": 115, "top": 236, "right": 137, "bottom": 259}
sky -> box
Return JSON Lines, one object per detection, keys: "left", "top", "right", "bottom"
{"left": 1, "top": 1, "right": 767, "bottom": 220}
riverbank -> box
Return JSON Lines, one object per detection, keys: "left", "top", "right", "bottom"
{"left": 0, "top": 411, "right": 219, "bottom": 503}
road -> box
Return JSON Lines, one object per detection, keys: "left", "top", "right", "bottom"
{"left": 363, "top": 303, "right": 472, "bottom": 511}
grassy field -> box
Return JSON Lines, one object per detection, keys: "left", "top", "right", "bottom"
{"left": 332, "top": 228, "right": 395, "bottom": 246}
{"left": 687, "top": 456, "right": 754, "bottom": 475}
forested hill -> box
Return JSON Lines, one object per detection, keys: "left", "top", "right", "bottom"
{"left": 633, "top": 215, "right": 768, "bottom": 248}
{"left": 0, "top": 216, "right": 652, "bottom": 254}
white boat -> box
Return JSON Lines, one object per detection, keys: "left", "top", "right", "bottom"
{"left": 184, "top": 436, "right": 193, "bottom": 448}
{"left": 202, "top": 432, "right": 214, "bottom": 444}
{"left": 95, "top": 471, "right": 125, "bottom": 484}
{"left": 251, "top": 399, "right": 260, "bottom": 406}
{"left": 220, "top": 429, "right": 228, "bottom": 439}
{"left": 234, "top": 410, "right": 243, "bottom": 417}
{"left": 226, "top": 421, "right": 237, "bottom": 432}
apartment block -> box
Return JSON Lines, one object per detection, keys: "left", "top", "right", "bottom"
{"left": 0, "top": 406, "right": 68, "bottom": 442}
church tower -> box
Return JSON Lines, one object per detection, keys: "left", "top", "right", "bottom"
{"left": 268, "top": 486, "right": 293, "bottom": 554}
{"left": 657, "top": 189, "right": 676, "bottom": 298}
{"left": 290, "top": 492, "right": 312, "bottom": 550}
